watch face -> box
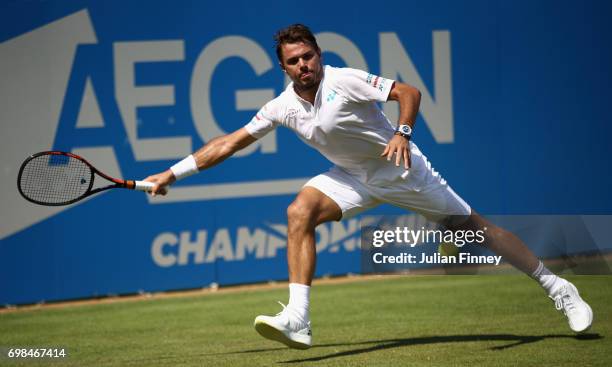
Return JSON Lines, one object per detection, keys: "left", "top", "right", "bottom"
{"left": 401, "top": 126, "right": 411, "bottom": 134}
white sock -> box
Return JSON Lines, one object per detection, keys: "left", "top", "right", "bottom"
{"left": 288, "top": 283, "right": 310, "bottom": 321}
{"left": 531, "top": 261, "right": 566, "bottom": 295}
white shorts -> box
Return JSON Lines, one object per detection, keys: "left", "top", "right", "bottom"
{"left": 304, "top": 143, "right": 471, "bottom": 224}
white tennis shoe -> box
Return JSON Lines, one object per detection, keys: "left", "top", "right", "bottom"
{"left": 254, "top": 302, "right": 312, "bottom": 349}
{"left": 550, "top": 281, "right": 593, "bottom": 333}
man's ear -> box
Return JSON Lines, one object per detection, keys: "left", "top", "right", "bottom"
{"left": 279, "top": 62, "right": 286, "bottom": 73}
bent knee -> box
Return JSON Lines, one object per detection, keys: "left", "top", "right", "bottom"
{"left": 287, "top": 198, "right": 319, "bottom": 227}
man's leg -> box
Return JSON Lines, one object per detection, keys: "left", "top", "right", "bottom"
{"left": 378, "top": 145, "right": 593, "bottom": 333}
{"left": 448, "top": 211, "right": 539, "bottom": 275}
{"left": 448, "top": 210, "right": 593, "bottom": 332}
{"left": 254, "top": 187, "right": 342, "bottom": 349}
{"left": 286, "top": 187, "right": 342, "bottom": 286}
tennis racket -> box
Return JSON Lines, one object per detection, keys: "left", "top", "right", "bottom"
{"left": 17, "top": 151, "right": 156, "bottom": 206}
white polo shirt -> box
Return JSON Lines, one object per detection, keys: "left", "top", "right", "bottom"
{"left": 244, "top": 65, "right": 471, "bottom": 220}
{"left": 244, "top": 65, "right": 396, "bottom": 182}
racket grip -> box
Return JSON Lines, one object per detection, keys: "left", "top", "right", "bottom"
{"left": 133, "top": 180, "right": 156, "bottom": 192}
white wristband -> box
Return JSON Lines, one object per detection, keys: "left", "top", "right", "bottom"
{"left": 170, "top": 155, "right": 199, "bottom": 181}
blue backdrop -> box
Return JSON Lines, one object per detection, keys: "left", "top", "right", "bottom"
{"left": 1, "top": 0, "right": 611, "bottom": 305}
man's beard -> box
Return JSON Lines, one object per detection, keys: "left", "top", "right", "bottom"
{"left": 296, "top": 79, "right": 317, "bottom": 91}
{"left": 294, "top": 68, "right": 321, "bottom": 92}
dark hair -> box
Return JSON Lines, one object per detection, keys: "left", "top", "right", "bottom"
{"left": 274, "top": 24, "right": 320, "bottom": 64}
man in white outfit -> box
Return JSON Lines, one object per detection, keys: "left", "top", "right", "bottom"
{"left": 144, "top": 24, "right": 593, "bottom": 349}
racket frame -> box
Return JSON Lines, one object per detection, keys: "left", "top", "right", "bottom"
{"left": 17, "top": 151, "right": 144, "bottom": 206}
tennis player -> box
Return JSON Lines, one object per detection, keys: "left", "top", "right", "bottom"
{"left": 144, "top": 24, "right": 593, "bottom": 349}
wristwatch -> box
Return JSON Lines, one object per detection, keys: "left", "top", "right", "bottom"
{"left": 394, "top": 124, "right": 413, "bottom": 140}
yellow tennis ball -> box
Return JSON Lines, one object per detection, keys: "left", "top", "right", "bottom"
{"left": 438, "top": 242, "right": 459, "bottom": 257}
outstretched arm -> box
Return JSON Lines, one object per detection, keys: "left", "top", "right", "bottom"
{"left": 380, "top": 81, "right": 421, "bottom": 169}
{"left": 191, "top": 127, "right": 257, "bottom": 170}
{"left": 144, "top": 127, "right": 257, "bottom": 195}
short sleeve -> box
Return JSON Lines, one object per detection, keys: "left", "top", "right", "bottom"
{"left": 335, "top": 68, "right": 394, "bottom": 103}
{"left": 243, "top": 101, "right": 279, "bottom": 139}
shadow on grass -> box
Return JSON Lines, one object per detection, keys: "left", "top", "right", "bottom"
{"left": 203, "top": 333, "right": 601, "bottom": 362}
{"left": 132, "top": 333, "right": 601, "bottom": 365}
{"left": 274, "top": 333, "right": 602, "bottom": 363}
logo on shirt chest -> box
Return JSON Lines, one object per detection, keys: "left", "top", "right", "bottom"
{"left": 286, "top": 108, "right": 299, "bottom": 126}
{"left": 326, "top": 90, "right": 337, "bottom": 102}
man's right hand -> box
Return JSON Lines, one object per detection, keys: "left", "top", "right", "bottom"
{"left": 143, "top": 169, "right": 176, "bottom": 196}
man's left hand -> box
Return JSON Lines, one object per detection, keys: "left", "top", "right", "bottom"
{"left": 381, "top": 134, "right": 411, "bottom": 169}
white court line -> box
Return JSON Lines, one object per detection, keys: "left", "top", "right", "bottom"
{"left": 147, "top": 178, "right": 310, "bottom": 204}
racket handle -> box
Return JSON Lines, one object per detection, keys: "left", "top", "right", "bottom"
{"left": 133, "top": 180, "right": 156, "bottom": 192}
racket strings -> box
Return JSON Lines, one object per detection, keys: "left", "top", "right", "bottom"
{"left": 19, "top": 154, "right": 92, "bottom": 204}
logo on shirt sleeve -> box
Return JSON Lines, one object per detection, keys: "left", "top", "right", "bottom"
{"left": 367, "top": 73, "right": 387, "bottom": 91}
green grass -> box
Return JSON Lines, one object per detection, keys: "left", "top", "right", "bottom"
{"left": 1, "top": 276, "right": 611, "bottom": 366}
